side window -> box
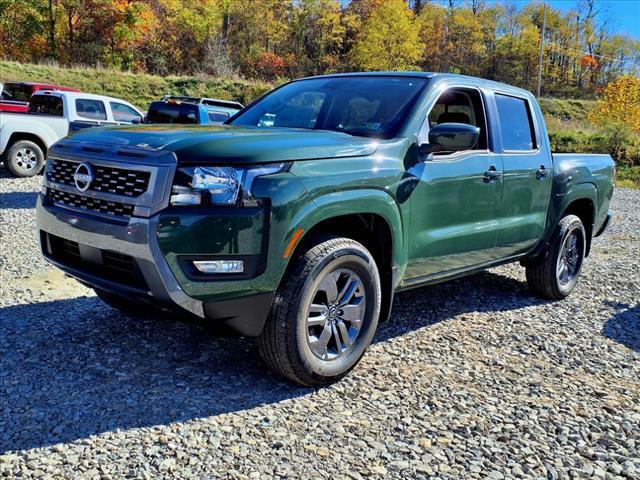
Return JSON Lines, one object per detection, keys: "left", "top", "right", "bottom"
{"left": 423, "top": 88, "right": 488, "bottom": 151}
{"left": 110, "top": 102, "right": 141, "bottom": 123}
{"left": 495, "top": 94, "right": 536, "bottom": 151}
{"left": 208, "top": 111, "right": 230, "bottom": 123}
{"left": 75, "top": 99, "right": 107, "bottom": 120}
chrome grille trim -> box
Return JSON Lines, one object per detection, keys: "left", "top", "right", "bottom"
{"left": 44, "top": 140, "right": 178, "bottom": 219}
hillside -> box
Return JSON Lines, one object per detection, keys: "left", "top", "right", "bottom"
{"left": 1, "top": 61, "right": 594, "bottom": 118}
{"left": 0, "top": 61, "right": 271, "bottom": 110}
{"left": 1, "top": 61, "right": 636, "bottom": 187}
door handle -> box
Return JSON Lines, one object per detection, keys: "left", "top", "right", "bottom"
{"left": 536, "top": 165, "right": 549, "bottom": 180}
{"left": 483, "top": 165, "right": 502, "bottom": 183}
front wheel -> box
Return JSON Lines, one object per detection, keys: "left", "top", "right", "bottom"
{"left": 4, "top": 140, "right": 45, "bottom": 177}
{"left": 257, "top": 236, "right": 381, "bottom": 386}
{"left": 526, "top": 214, "right": 586, "bottom": 300}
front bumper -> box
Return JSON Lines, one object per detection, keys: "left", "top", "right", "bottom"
{"left": 36, "top": 196, "right": 273, "bottom": 336}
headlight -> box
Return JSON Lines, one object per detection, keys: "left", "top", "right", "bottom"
{"left": 170, "top": 163, "right": 288, "bottom": 207}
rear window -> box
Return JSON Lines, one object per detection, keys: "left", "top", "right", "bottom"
{"left": 28, "top": 95, "right": 64, "bottom": 116}
{"left": 146, "top": 103, "right": 199, "bottom": 124}
{"left": 495, "top": 94, "right": 536, "bottom": 151}
{"left": 5, "top": 84, "right": 32, "bottom": 102}
{"left": 75, "top": 99, "right": 107, "bottom": 120}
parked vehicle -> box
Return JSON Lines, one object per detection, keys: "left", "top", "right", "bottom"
{"left": 0, "top": 81, "right": 80, "bottom": 113}
{"left": 147, "top": 97, "right": 243, "bottom": 124}
{"left": 36, "top": 73, "right": 614, "bottom": 385}
{"left": 0, "top": 91, "right": 143, "bottom": 177}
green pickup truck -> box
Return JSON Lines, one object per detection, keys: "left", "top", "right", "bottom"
{"left": 37, "top": 73, "right": 614, "bottom": 385}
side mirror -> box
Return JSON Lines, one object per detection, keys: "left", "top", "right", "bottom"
{"left": 419, "top": 123, "right": 480, "bottom": 155}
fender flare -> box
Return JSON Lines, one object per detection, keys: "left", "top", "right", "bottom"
{"left": 555, "top": 182, "right": 598, "bottom": 227}
{"left": 284, "top": 188, "right": 406, "bottom": 271}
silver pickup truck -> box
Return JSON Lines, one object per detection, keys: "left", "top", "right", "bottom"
{"left": 0, "top": 91, "right": 142, "bottom": 177}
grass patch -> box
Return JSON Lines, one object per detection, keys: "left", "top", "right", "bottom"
{"left": 0, "top": 61, "right": 272, "bottom": 110}
{"left": 616, "top": 166, "right": 640, "bottom": 189}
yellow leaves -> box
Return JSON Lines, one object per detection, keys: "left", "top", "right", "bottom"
{"left": 589, "top": 76, "right": 640, "bottom": 135}
{"left": 351, "top": 0, "right": 423, "bottom": 71}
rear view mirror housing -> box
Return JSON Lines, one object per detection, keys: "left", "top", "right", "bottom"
{"left": 419, "top": 122, "right": 480, "bottom": 155}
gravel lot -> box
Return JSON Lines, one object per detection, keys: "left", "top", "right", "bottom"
{"left": 1, "top": 169, "right": 638, "bottom": 479}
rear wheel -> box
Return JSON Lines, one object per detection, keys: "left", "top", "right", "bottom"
{"left": 526, "top": 214, "right": 586, "bottom": 300}
{"left": 257, "top": 236, "right": 381, "bottom": 386}
{"left": 4, "top": 140, "right": 45, "bottom": 177}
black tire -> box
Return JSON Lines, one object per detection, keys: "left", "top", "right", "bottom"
{"left": 526, "top": 214, "right": 586, "bottom": 300}
{"left": 4, "top": 140, "right": 45, "bottom": 177}
{"left": 257, "top": 236, "right": 381, "bottom": 386}
{"left": 94, "top": 289, "right": 153, "bottom": 317}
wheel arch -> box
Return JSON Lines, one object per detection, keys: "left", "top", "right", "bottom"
{"left": 5, "top": 132, "right": 49, "bottom": 157}
{"left": 282, "top": 190, "right": 405, "bottom": 323}
{"left": 557, "top": 184, "right": 597, "bottom": 256}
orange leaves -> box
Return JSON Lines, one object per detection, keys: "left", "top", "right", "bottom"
{"left": 580, "top": 55, "right": 598, "bottom": 70}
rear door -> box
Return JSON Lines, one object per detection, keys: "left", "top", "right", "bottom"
{"left": 493, "top": 92, "right": 552, "bottom": 258}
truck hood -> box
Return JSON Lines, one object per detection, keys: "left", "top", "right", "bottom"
{"left": 65, "top": 124, "right": 378, "bottom": 164}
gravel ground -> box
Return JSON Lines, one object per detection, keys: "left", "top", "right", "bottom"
{"left": 1, "top": 168, "right": 638, "bottom": 479}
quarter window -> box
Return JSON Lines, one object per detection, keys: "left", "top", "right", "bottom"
{"left": 495, "top": 94, "right": 536, "bottom": 151}
{"left": 75, "top": 99, "right": 107, "bottom": 121}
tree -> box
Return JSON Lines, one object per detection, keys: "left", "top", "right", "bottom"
{"left": 588, "top": 75, "right": 640, "bottom": 134}
{"left": 351, "top": 0, "right": 423, "bottom": 71}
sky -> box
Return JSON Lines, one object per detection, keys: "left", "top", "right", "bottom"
{"left": 543, "top": 0, "right": 640, "bottom": 39}
{"left": 429, "top": 0, "right": 640, "bottom": 40}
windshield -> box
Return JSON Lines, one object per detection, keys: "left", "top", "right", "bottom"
{"left": 229, "top": 76, "right": 428, "bottom": 139}
{"left": 146, "top": 103, "right": 199, "bottom": 124}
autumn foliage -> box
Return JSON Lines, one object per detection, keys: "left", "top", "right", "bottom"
{"left": 0, "top": 0, "right": 638, "bottom": 98}
{"left": 589, "top": 76, "right": 640, "bottom": 134}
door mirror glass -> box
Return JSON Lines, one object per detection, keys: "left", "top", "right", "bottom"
{"left": 419, "top": 122, "right": 480, "bottom": 155}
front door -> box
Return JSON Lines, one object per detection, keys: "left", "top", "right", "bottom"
{"left": 404, "top": 87, "right": 503, "bottom": 283}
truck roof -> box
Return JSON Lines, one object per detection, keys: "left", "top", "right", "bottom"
{"left": 33, "top": 90, "right": 140, "bottom": 105}
{"left": 295, "top": 72, "right": 535, "bottom": 99}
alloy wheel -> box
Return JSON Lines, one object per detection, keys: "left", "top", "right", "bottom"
{"left": 556, "top": 229, "right": 582, "bottom": 286}
{"left": 14, "top": 148, "right": 38, "bottom": 171}
{"left": 306, "top": 268, "right": 366, "bottom": 360}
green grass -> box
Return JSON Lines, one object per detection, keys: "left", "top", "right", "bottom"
{"left": 616, "top": 166, "right": 640, "bottom": 189}
{"left": 0, "top": 61, "right": 272, "bottom": 110}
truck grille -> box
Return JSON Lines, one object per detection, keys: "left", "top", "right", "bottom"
{"left": 47, "top": 158, "right": 151, "bottom": 197}
{"left": 47, "top": 188, "right": 134, "bottom": 218}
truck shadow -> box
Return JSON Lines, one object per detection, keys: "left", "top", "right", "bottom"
{"left": 602, "top": 302, "right": 639, "bottom": 352}
{"left": 1, "top": 270, "right": 546, "bottom": 452}
{"left": 0, "top": 191, "right": 38, "bottom": 209}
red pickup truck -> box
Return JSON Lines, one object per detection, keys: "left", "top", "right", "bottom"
{"left": 0, "top": 82, "right": 80, "bottom": 113}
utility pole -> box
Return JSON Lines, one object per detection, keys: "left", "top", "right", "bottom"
{"left": 536, "top": 2, "right": 547, "bottom": 98}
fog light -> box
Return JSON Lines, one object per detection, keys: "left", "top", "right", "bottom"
{"left": 193, "top": 260, "right": 244, "bottom": 274}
